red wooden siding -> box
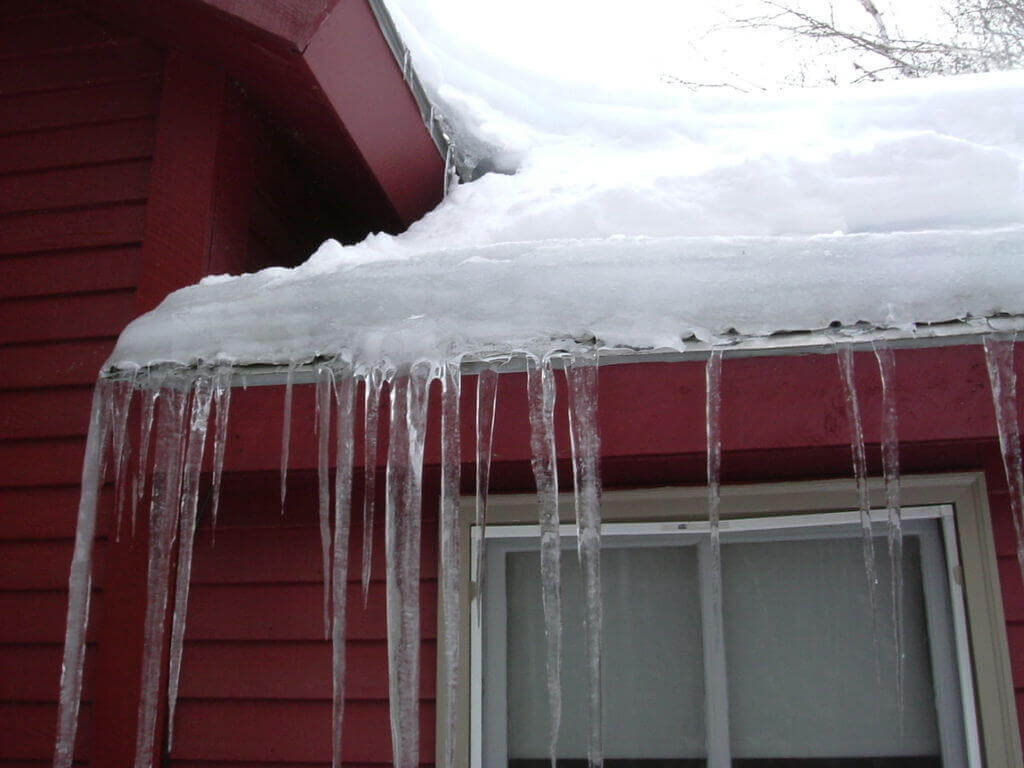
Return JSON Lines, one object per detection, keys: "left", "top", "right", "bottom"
{"left": 153, "top": 349, "right": 1023, "bottom": 764}
{"left": 168, "top": 472, "right": 438, "bottom": 765}
{"left": 1, "top": 2, "right": 1021, "bottom": 766}
{"left": 0, "top": 1, "right": 162, "bottom": 762}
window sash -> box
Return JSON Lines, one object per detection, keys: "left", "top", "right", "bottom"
{"left": 471, "top": 505, "right": 981, "bottom": 768}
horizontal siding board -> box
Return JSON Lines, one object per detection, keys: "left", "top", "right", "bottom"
{"left": 0, "top": 438, "right": 85, "bottom": 487}
{"left": 0, "top": 591, "right": 101, "bottom": 642}
{"left": 0, "top": 77, "right": 160, "bottom": 135}
{"left": 0, "top": 118, "right": 156, "bottom": 174}
{"left": 0, "top": 246, "right": 140, "bottom": 299}
{"left": 185, "top": 581, "right": 437, "bottom": 642}
{"left": 0, "top": 38, "right": 162, "bottom": 95}
{"left": 0, "top": 338, "right": 113, "bottom": 389}
{"left": 0, "top": 203, "right": 145, "bottom": 255}
{"left": 0, "top": 10, "right": 117, "bottom": 58}
{"left": 0, "top": 386, "right": 94, "bottom": 439}
{"left": 170, "top": 700, "right": 434, "bottom": 764}
{"left": 0, "top": 540, "right": 105, "bottom": 590}
{"left": 0, "top": 290, "right": 136, "bottom": 344}
{"left": 1010, "top": 623, "right": 1024, "bottom": 687}
{"left": 1001, "top": 555, "right": 1024, "bottom": 622}
{"left": 0, "top": 701, "right": 91, "bottom": 761}
{"left": 179, "top": 640, "right": 436, "bottom": 701}
{"left": 190, "top": 522, "right": 438, "bottom": 585}
{"left": 0, "top": 160, "right": 150, "bottom": 214}
{"left": 0, "top": 643, "right": 95, "bottom": 700}
{"left": 989, "top": 490, "right": 1016, "bottom": 559}
{"left": 0, "top": 0, "right": 64, "bottom": 17}
{"left": 0, "top": 487, "right": 110, "bottom": 541}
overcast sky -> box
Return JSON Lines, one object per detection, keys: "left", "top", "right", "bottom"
{"left": 391, "top": 0, "right": 952, "bottom": 92}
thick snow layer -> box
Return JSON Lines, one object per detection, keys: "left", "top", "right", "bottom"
{"left": 108, "top": 67, "right": 1024, "bottom": 369}
{"left": 112, "top": 227, "right": 1024, "bottom": 368}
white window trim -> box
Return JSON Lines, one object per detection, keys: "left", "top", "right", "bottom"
{"left": 437, "top": 472, "right": 1022, "bottom": 768}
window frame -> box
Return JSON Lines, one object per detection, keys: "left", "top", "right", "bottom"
{"left": 437, "top": 473, "right": 1022, "bottom": 767}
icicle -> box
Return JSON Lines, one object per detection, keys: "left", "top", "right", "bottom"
{"left": 107, "top": 372, "right": 136, "bottom": 540}
{"left": 280, "top": 362, "right": 296, "bottom": 513}
{"left": 134, "top": 381, "right": 189, "bottom": 768}
{"left": 836, "top": 344, "right": 880, "bottom": 646}
{"left": 385, "top": 363, "right": 431, "bottom": 768}
{"left": 316, "top": 365, "right": 335, "bottom": 639}
{"left": 361, "top": 368, "right": 384, "bottom": 605}
{"left": 209, "top": 367, "right": 232, "bottom": 538}
{"left": 526, "top": 354, "right": 563, "bottom": 767}
{"left": 133, "top": 385, "right": 159, "bottom": 536}
{"left": 565, "top": 350, "right": 603, "bottom": 768}
{"left": 704, "top": 349, "right": 732, "bottom": 763}
{"left": 705, "top": 349, "right": 724, "bottom": 605}
{"left": 983, "top": 333, "right": 1024, "bottom": 583}
{"left": 474, "top": 366, "right": 499, "bottom": 624}
{"left": 166, "top": 375, "right": 214, "bottom": 750}
{"left": 872, "top": 339, "right": 904, "bottom": 715}
{"left": 331, "top": 369, "right": 356, "bottom": 768}
{"left": 54, "top": 380, "right": 113, "bottom": 768}
{"left": 443, "top": 144, "right": 454, "bottom": 198}
{"left": 439, "top": 360, "right": 463, "bottom": 768}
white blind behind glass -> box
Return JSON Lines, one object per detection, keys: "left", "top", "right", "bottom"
{"left": 506, "top": 545, "right": 706, "bottom": 760}
{"left": 722, "top": 535, "right": 941, "bottom": 758}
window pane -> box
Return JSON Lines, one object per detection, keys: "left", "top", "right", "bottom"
{"left": 506, "top": 545, "right": 706, "bottom": 762}
{"left": 722, "top": 535, "right": 942, "bottom": 760}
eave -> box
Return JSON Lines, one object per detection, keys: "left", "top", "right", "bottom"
{"left": 69, "top": 0, "right": 445, "bottom": 233}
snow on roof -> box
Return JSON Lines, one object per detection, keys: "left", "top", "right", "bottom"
{"left": 108, "top": 67, "right": 1024, "bottom": 371}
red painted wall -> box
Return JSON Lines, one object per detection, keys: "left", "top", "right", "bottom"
{"left": 0, "top": 1, "right": 1020, "bottom": 764}
{"left": 164, "top": 345, "right": 1024, "bottom": 764}
{"left": 0, "top": 1, "right": 162, "bottom": 761}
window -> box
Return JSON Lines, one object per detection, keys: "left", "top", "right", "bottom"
{"left": 448, "top": 475, "right": 1021, "bottom": 768}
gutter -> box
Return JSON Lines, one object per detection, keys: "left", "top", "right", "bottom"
{"left": 101, "top": 314, "right": 1024, "bottom": 387}
{"left": 365, "top": 0, "right": 465, "bottom": 185}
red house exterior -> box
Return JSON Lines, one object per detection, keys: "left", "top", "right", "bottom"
{"left": 1, "top": 1, "right": 1022, "bottom": 766}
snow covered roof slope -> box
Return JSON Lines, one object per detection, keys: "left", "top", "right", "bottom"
{"left": 109, "top": 69, "right": 1024, "bottom": 370}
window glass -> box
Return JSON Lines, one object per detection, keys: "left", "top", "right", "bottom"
{"left": 723, "top": 536, "right": 941, "bottom": 761}
{"left": 486, "top": 516, "right": 970, "bottom": 768}
{"left": 506, "top": 545, "right": 707, "bottom": 763}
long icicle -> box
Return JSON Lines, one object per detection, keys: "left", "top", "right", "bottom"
{"left": 706, "top": 349, "right": 724, "bottom": 607}
{"left": 566, "top": 350, "right": 603, "bottom": 768}
{"left": 209, "top": 367, "right": 232, "bottom": 539}
{"left": 872, "top": 338, "right": 904, "bottom": 717}
{"left": 526, "top": 354, "right": 563, "bottom": 767}
{"left": 133, "top": 385, "right": 159, "bottom": 536}
{"left": 983, "top": 333, "right": 1024, "bottom": 583}
{"left": 166, "top": 375, "right": 214, "bottom": 750}
{"left": 439, "top": 360, "right": 463, "bottom": 768}
{"left": 385, "top": 363, "right": 432, "bottom": 768}
{"left": 134, "top": 381, "right": 189, "bottom": 768}
{"left": 280, "top": 362, "right": 296, "bottom": 514}
{"left": 362, "top": 368, "right": 384, "bottom": 605}
{"left": 53, "top": 380, "right": 113, "bottom": 768}
{"left": 316, "top": 365, "right": 335, "bottom": 639}
{"left": 704, "top": 349, "right": 731, "bottom": 764}
{"left": 474, "top": 366, "right": 499, "bottom": 624}
{"left": 331, "top": 369, "right": 356, "bottom": 768}
{"left": 836, "top": 344, "right": 880, "bottom": 659}
{"left": 108, "top": 373, "right": 136, "bottom": 540}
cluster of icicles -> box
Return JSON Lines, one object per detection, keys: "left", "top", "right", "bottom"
{"left": 53, "top": 334, "right": 1024, "bottom": 768}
